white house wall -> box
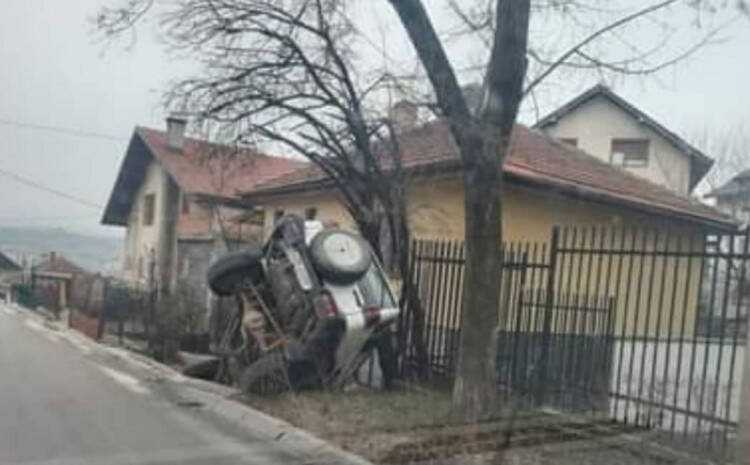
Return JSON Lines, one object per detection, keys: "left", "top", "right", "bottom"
{"left": 542, "top": 96, "right": 692, "bottom": 195}
{"left": 122, "top": 160, "right": 168, "bottom": 285}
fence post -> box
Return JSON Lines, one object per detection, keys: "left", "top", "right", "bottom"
{"left": 535, "top": 226, "right": 560, "bottom": 406}
{"left": 739, "top": 230, "right": 750, "bottom": 460}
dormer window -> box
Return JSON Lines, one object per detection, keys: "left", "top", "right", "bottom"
{"left": 611, "top": 139, "right": 649, "bottom": 167}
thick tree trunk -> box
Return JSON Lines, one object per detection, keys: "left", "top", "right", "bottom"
{"left": 388, "top": 0, "right": 530, "bottom": 421}
{"left": 452, "top": 141, "right": 504, "bottom": 420}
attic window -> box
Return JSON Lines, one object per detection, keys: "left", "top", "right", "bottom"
{"left": 611, "top": 139, "right": 649, "bottom": 168}
{"left": 143, "top": 194, "right": 156, "bottom": 226}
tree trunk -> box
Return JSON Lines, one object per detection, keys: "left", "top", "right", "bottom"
{"left": 387, "top": 0, "right": 530, "bottom": 421}
{"left": 452, "top": 135, "right": 504, "bottom": 420}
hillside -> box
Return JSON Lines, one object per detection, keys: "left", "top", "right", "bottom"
{"left": 0, "top": 226, "right": 121, "bottom": 274}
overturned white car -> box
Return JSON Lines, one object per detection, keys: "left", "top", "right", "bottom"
{"left": 206, "top": 215, "right": 399, "bottom": 393}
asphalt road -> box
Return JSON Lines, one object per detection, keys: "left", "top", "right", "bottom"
{"left": 0, "top": 305, "right": 336, "bottom": 465}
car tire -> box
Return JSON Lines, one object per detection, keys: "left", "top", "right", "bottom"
{"left": 238, "top": 350, "right": 289, "bottom": 394}
{"left": 207, "top": 247, "right": 264, "bottom": 296}
{"left": 308, "top": 229, "right": 372, "bottom": 284}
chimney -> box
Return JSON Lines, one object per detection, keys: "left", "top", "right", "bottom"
{"left": 166, "top": 114, "right": 187, "bottom": 151}
{"left": 49, "top": 251, "right": 56, "bottom": 264}
{"left": 389, "top": 100, "right": 418, "bottom": 133}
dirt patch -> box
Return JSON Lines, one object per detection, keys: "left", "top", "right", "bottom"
{"left": 241, "top": 387, "right": 705, "bottom": 465}
{"left": 243, "top": 387, "right": 454, "bottom": 460}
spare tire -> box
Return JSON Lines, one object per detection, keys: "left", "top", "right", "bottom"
{"left": 207, "top": 247, "right": 264, "bottom": 296}
{"left": 308, "top": 229, "right": 372, "bottom": 284}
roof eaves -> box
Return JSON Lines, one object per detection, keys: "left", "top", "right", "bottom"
{"left": 100, "top": 131, "right": 152, "bottom": 227}
{"left": 504, "top": 163, "right": 735, "bottom": 231}
{"left": 0, "top": 252, "right": 21, "bottom": 271}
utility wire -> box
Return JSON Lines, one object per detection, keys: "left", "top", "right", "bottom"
{"left": 0, "top": 167, "right": 104, "bottom": 210}
{"left": 0, "top": 214, "right": 100, "bottom": 222}
{"left": 0, "top": 117, "right": 128, "bottom": 142}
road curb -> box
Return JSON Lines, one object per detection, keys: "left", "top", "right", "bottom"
{"left": 110, "top": 348, "right": 374, "bottom": 465}
{"left": 10, "top": 304, "right": 373, "bottom": 464}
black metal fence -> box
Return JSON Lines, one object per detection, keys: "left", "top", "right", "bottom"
{"left": 398, "top": 226, "right": 750, "bottom": 458}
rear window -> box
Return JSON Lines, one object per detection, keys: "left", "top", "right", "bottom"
{"left": 357, "top": 263, "right": 396, "bottom": 308}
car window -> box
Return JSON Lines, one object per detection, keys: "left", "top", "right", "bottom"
{"left": 357, "top": 262, "right": 396, "bottom": 308}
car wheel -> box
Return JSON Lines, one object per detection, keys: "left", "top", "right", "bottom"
{"left": 308, "top": 229, "right": 372, "bottom": 284}
{"left": 207, "top": 247, "right": 264, "bottom": 296}
{"left": 238, "top": 350, "right": 289, "bottom": 395}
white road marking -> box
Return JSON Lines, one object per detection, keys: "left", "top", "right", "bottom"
{"left": 60, "top": 332, "right": 93, "bottom": 354}
{"left": 24, "top": 319, "right": 46, "bottom": 332}
{"left": 42, "top": 332, "right": 60, "bottom": 343}
{"left": 98, "top": 366, "right": 150, "bottom": 395}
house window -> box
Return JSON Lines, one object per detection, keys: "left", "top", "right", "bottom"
{"left": 305, "top": 207, "right": 318, "bottom": 220}
{"left": 273, "top": 209, "right": 285, "bottom": 224}
{"left": 560, "top": 138, "right": 578, "bottom": 147}
{"left": 142, "top": 194, "right": 156, "bottom": 226}
{"left": 611, "top": 139, "right": 649, "bottom": 167}
{"left": 181, "top": 196, "right": 190, "bottom": 215}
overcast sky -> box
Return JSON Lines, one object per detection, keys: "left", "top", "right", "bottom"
{"left": 1, "top": 0, "right": 748, "bottom": 238}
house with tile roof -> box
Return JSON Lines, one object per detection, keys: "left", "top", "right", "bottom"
{"left": 100, "top": 116, "right": 305, "bottom": 294}
{"left": 31, "top": 252, "right": 86, "bottom": 313}
{"left": 0, "top": 251, "right": 22, "bottom": 303}
{"left": 705, "top": 169, "right": 750, "bottom": 227}
{"left": 535, "top": 84, "right": 712, "bottom": 195}
{"left": 240, "top": 119, "right": 732, "bottom": 244}
{"left": 237, "top": 116, "right": 734, "bottom": 340}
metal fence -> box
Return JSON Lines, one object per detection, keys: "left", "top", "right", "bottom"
{"left": 398, "top": 226, "right": 750, "bottom": 458}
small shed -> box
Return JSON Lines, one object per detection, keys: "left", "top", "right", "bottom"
{"left": 31, "top": 252, "right": 85, "bottom": 314}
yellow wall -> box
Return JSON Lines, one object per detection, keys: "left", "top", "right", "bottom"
{"left": 259, "top": 190, "right": 356, "bottom": 239}
{"left": 542, "top": 96, "right": 692, "bottom": 195}
{"left": 254, "top": 174, "right": 706, "bottom": 337}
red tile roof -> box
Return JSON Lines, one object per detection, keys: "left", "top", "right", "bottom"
{"left": 34, "top": 253, "right": 85, "bottom": 275}
{"left": 136, "top": 127, "right": 307, "bottom": 198}
{"left": 101, "top": 127, "right": 307, "bottom": 227}
{"left": 244, "top": 121, "right": 733, "bottom": 229}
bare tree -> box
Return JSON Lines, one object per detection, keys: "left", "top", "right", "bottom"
{"left": 94, "top": 0, "right": 418, "bottom": 271}
{"left": 386, "top": 0, "right": 744, "bottom": 421}
{"left": 94, "top": 0, "right": 429, "bottom": 384}
{"left": 693, "top": 124, "right": 750, "bottom": 194}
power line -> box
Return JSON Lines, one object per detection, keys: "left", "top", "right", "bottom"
{"left": 0, "top": 117, "right": 128, "bottom": 142}
{"left": 0, "top": 214, "right": 100, "bottom": 222}
{"left": 0, "top": 167, "right": 104, "bottom": 210}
